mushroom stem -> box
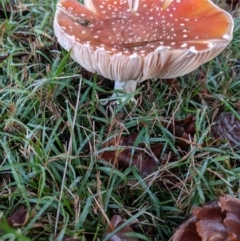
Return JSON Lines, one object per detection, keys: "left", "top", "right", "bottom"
{"left": 127, "top": 0, "right": 174, "bottom": 12}
{"left": 128, "top": 0, "right": 139, "bottom": 13}
{"left": 114, "top": 80, "right": 137, "bottom": 95}
{"left": 103, "top": 80, "right": 137, "bottom": 104}
{"left": 162, "top": 0, "right": 174, "bottom": 10}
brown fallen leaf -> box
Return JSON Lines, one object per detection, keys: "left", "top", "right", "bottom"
{"left": 163, "top": 78, "right": 180, "bottom": 92}
{"left": 212, "top": 112, "right": 240, "bottom": 150}
{"left": 163, "top": 116, "right": 196, "bottom": 151}
{"left": 7, "top": 205, "right": 29, "bottom": 227}
{"left": 170, "top": 194, "right": 240, "bottom": 241}
{"left": 99, "top": 133, "right": 177, "bottom": 177}
{"left": 105, "top": 215, "right": 139, "bottom": 241}
{"left": 10, "top": 32, "right": 36, "bottom": 44}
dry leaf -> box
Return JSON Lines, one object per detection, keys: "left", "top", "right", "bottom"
{"left": 105, "top": 215, "right": 139, "bottom": 241}
{"left": 163, "top": 116, "right": 196, "bottom": 151}
{"left": 99, "top": 133, "right": 177, "bottom": 177}
{"left": 212, "top": 112, "right": 240, "bottom": 150}
{"left": 7, "top": 205, "right": 29, "bottom": 227}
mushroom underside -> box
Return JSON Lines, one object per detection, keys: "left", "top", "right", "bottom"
{"left": 54, "top": 20, "right": 228, "bottom": 83}
{"left": 54, "top": 0, "right": 233, "bottom": 100}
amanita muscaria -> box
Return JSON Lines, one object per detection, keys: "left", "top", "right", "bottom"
{"left": 54, "top": 0, "right": 234, "bottom": 100}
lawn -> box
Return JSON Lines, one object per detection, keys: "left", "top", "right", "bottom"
{"left": 0, "top": 0, "right": 240, "bottom": 240}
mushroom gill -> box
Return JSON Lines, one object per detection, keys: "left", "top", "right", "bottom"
{"left": 54, "top": 0, "right": 234, "bottom": 99}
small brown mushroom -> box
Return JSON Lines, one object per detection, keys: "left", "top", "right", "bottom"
{"left": 54, "top": 0, "right": 234, "bottom": 101}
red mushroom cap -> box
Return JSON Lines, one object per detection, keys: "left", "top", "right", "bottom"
{"left": 54, "top": 0, "right": 234, "bottom": 82}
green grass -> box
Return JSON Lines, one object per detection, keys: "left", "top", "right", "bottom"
{"left": 0, "top": 0, "right": 240, "bottom": 240}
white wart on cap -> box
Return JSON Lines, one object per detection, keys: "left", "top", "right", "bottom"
{"left": 54, "top": 0, "right": 234, "bottom": 82}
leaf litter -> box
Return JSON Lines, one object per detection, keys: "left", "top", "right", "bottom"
{"left": 212, "top": 112, "right": 240, "bottom": 151}
{"left": 104, "top": 215, "right": 139, "bottom": 241}
{"left": 99, "top": 116, "right": 196, "bottom": 178}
